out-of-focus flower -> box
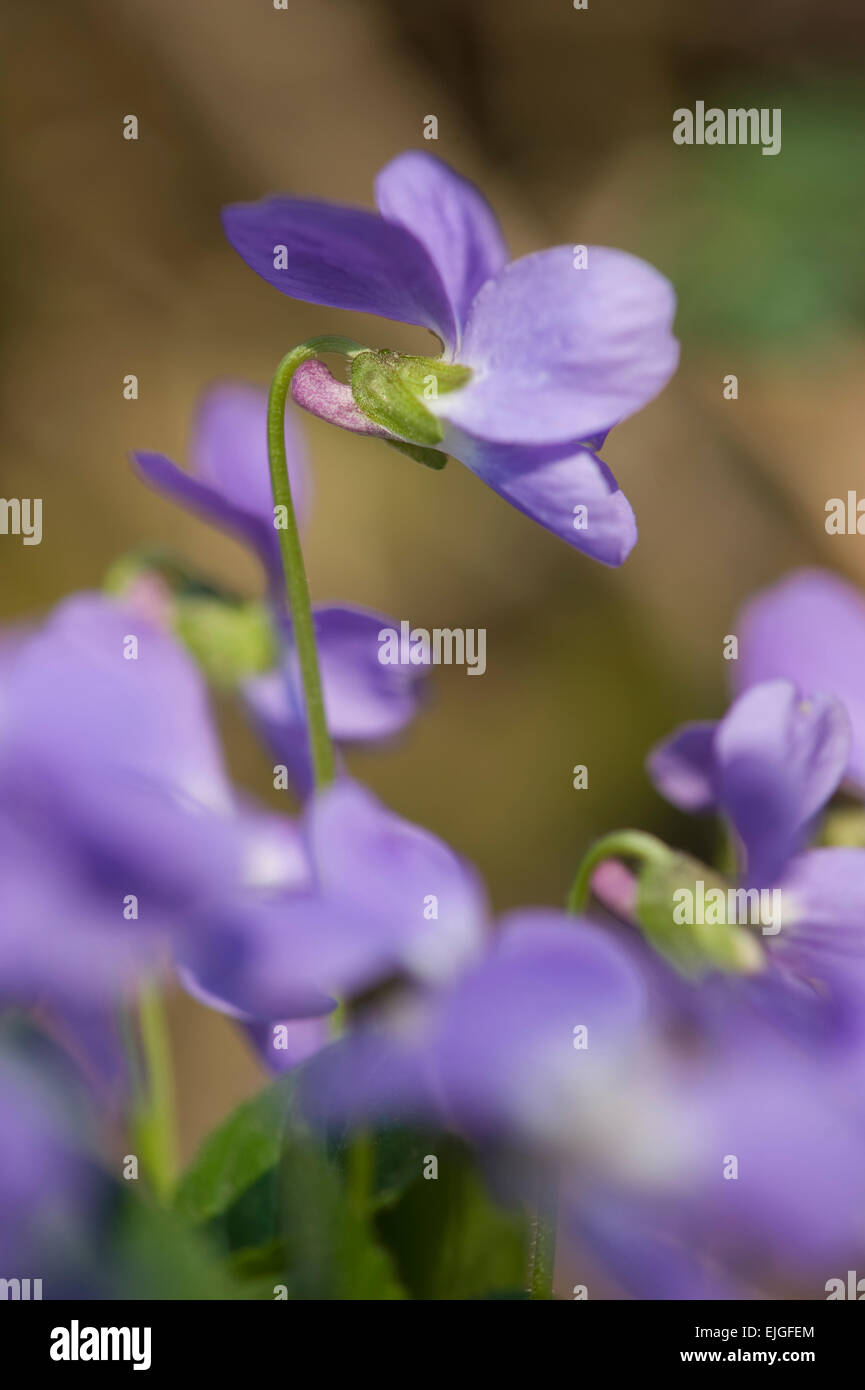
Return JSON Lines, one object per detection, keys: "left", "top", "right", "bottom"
{"left": 0, "top": 1045, "right": 96, "bottom": 1278}
{"left": 648, "top": 679, "right": 865, "bottom": 1006}
{"left": 179, "top": 778, "right": 488, "bottom": 1027}
{"left": 222, "top": 152, "right": 679, "bottom": 564}
{"left": 0, "top": 592, "right": 306, "bottom": 1080}
{"left": 735, "top": 567, "right": 865, "bottom": 788}
{"left": 301, "top": 915, "right": 865, "bottom": 1297}
{"left": 133, "top": 382, "right": 426, "bottom": 791}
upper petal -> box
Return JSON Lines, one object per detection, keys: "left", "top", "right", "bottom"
{"left": 133, "top": 381, "right": 309, "bottom": 578}
{"left": 714, "top": 680, "right": 850, "bottom": 884}
{"left": 434, "top": 246, "right": 679, "bottom": 445}
{"left": 241, "top": 605, "right": 427, "bottom": 796}
{"left": 192, "top": 382, "right": 310, "bottom": 530}
{"left": 375, "top": 152, "right": 507, "bottom": 350}
{"left": 776, "top": 847, "right": 865, "bottom": 986}
{"left": 221, "top": 196, "right": 456, "bottom": 347}
{"left": 647, "top": 721, "right": 719, "bottom": 812}
{"left": 307, "top": 779, "right": 488, "bottom": 984}
{"left": 736, "top": 567, "right": 865, "bottom": 788}
{"left": 450, "top": 430, "right": 637, "bottom": 564}
{"left": 426, "top": 913, "right": 650, "bottom": 1139}
{"left": 0, "top": 593, "right": 232, "bottom": 817}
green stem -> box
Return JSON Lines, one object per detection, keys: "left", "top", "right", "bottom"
{"left": 566, "top": 829, "right": 671, "bottom": 916}
{"left": 527, "top": 1190, "right": 558, "bottom": 1300}
{"left": 135, "top": 982, "right": 178, "bottom": 1202}
{"left": 267, "top": 336, "right": 365, "bottom": 791}
{"left": 346, "top": 1129, "right": 374, "bottom": 1218}
{"left": 525, "top": 830, "right": 670, "bottom": 1298}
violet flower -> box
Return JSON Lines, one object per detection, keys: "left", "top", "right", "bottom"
{"left": 133, "top": 382, "right": 426, "bottom": 792}
{"left": 179, "top": 778, "right": 488, "bottom": 1029}
{"left": 0, "top": 591, "right": 307, "bottom": 1080}
{"left": 301, "top": 915, "right": 865, "bottom": 1297}
{"left": 735, "top": 566, "right": 865, "bottom": 787}
{"left": 222, "top": 152, "right": 679, "bottom": 564}
{"left": 0, "top": 1045, "right": 96, "bottom": 1277}
{"left": 648, "top": 679, "right": 865, "bottom": 1009}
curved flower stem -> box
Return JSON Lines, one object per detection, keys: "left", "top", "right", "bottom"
{"left": 566, "top": 829, "right": 671, "bottom": 916}
{"left": 267, "top": 336, "right": 366, "bottom": 790}
{"left": 525, "top": 831, "right": 672, "bottom": 1299}
{"left": 135, "top": 982, "right": 178, "bottom": 1202}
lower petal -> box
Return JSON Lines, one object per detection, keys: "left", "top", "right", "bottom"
{"left": 449, "top": 431, "right": 637, "bottom": 565}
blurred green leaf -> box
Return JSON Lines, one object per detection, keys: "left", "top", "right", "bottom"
{"left": 174, "top": 1074, "right": 294, "bottom": 1230}
{"left": 375, "top": 1135, "right": 528, "bottom": 1300}
{"left": 642, "top": 83, "right": 865, "bottom": 350}
{"left": 173, "top": 1075, "right": 405, "bottom": 1298}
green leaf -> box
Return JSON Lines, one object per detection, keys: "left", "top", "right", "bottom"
{"left": 109, "top": 1191, "right": 259, "bottom": 1300}
{"left": 174, "top": 1074, "right": 294, "bottom": 1229}
{"left": 375, "top": 1135, "right": 528, "bottom": 1300}
{"left": 278, "top": 1128, "right": 405, "bottom": 1299}
{"left": 329, "top": 1123, "right": 441, "bottom": 1212}
{"left": 174, "top": 1076, "right": 406, "bottom": 1299}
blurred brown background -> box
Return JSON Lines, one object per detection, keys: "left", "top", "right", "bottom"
{"left": 2, "top": 0, "right": 865, "bottom": 1158}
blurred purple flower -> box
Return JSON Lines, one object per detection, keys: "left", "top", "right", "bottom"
{"left": 735, "top": 567, "right": 865, "bottom": 789}
{"left": 134, "top": 383, "right": 310, "bottom": 597}
{"left": 222, "top": 151, "right": 679, "bottom": 564}
{"left": 0, "top": 1047, "right": 96, "bottom": 1277}
{"left": 133, "top": 382, "right": 426, "bottom": 792}
{"left": 180, "top": 778, "right": 488, "bottom": 1027}
{"left": 648, "top": 679, "right": 865, "bottom": 1001}
{"left": 0, "top": 592, "right": 306, "bottom": 1081}
{"left": 301, "top": 915, "right": 865, "bottom": 1296}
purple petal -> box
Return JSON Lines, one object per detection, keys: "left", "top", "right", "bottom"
{"left": 434, "top": 246, "right": 679, "bottom": 445}
{"left": 450, "top": 432, "right": 637, "bottom": 564}
{"left": 0, "top": 594, "right": 298, "bottom": 926}
{"left": 714, "top": 681, "right": 850, "bottom": 884}
{"left": 647, "top": 721, "right": 719, "bottom": 812}
{"left": 182, "top": 782, "right": 487, "bottom": 1017}
{"left": 432, "top": 913, "right": 648, "bottom": 1137}
{"left": 178, "top": 900, "right": 339, "bottom": 1022}
{"left": 679, "top": 1037, "right": 865, "bottom": 1266}
{"left": 375, "top": 151, "right": 507, "bottom": 349}
{"left": 775, "top": 848, "right": 865, "bottom": 986}
{"left": 133, "top": 381, "right": 309, "bottom": 578}
{"left": 574, "top": 1196, "right": 746, "bottom": 1300}
{"left": 221, "top": 196, "right": 455, "bottom": 347}
{"left": 307, "top": 779, "right": 488, "bottom": 984}
{"left": 178, "top": 965, "right": 331, "bottom": 1067}
{"left": 0, "top": 593, "right": 232, "bottom": 819}
{"left": 0, "top": 814, "right": 154, "bottom": 1006}
{"left": 736, "top": 567, "right": 865, "bottom": 788}
{"left": 245, "top": 1018, "right": 331, "bottom": 1074}
{"left": 314, "top": 605, "right": 428, "bottom": 739}
{"left": 0, "top": 1052, "right": 94, "bottom": 1270}
{"left": 192, "top": 381, "right": 310, "bottom": 529}
{"left": 242, "top": 605, "right": 426, "bottom": 796}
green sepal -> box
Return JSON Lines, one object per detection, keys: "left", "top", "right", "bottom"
{"left": 173, "top": 596, "right": 277, "bottom": 688}
{"left": 351, "top": 350, "right": 471, "bottom": 447}
{"left": 104, "top": 551, "right": 278, "bottom": 688}
{"left": 635, "top": 851, "right": 766, "bottom": 979}
{"left": 384, "top": 439, "right": 448, "bottom": 470}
